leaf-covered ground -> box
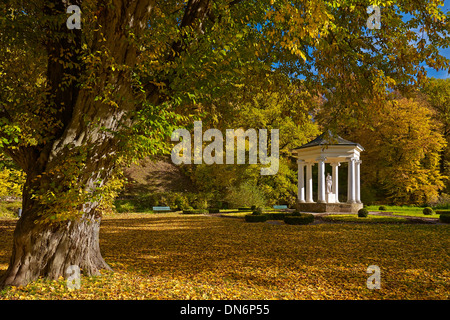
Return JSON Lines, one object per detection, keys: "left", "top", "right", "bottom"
{"left": 0, "top": 213, "right": 449, "bottom": 299}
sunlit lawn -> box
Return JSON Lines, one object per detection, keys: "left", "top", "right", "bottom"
{"left": 366, "top": 205, "right": 443, "bottom": 218}
{"left": 0, "top": 212, "right": 448, "bottom": 300}
{"left": 321, "top": 214, "right": 410, "bottom": 223}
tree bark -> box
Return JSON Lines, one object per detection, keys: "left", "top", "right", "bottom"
{"left": 0, "top": 202, "right": 110, "bottom": 287}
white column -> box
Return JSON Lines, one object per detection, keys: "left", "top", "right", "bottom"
{"left": 317, "top": 157, "right": 326, "bottom": 203}
{"left": 331, "top": 162, "right": 340, "bottom": 203}
{"left": 297, "top": 160, "right": 305, "bottom": 203}
{"left": 347, "top": 157, "right": 356, "bottom": 204}
{"left": 355, "top": 160, "right": 362, "bottom": 203}
{"left": 306, "top": 162, "right": 314, "bottom": 203}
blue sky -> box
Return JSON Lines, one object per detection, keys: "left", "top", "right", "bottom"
{"left": 427, "top": 1, "right": 450, "bottom": 79}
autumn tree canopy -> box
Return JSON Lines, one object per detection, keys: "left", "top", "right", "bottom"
{"left": 0, "top": 0, "right": 449, "bottom": 288}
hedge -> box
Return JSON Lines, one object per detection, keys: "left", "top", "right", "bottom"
{"left": 439, "top": 213, "right": 450, "bottom": 223}
{"left": 284, "top": 213, "right": 314, "bottom": 225}
{"left": 182, "top": 209, "right": 208, "bottom": 214}
{"left": 245, "top": 214, "right": 268, "bottom": 223}
{"left": 265, "top": 212, "right": 287, "bottom": 220}
{"left": 358, "top": 208, "right": 369, "bottom": 217}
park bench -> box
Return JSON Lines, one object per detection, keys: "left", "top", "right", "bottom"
{"left": 273, "top": 205, "right": 288, "bottom": 210}
{"left": 152, "top": 206, "right": 171, "bottom": 212}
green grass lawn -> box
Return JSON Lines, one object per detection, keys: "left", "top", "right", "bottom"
{"left": 366, "top": 205, "right": 442, "bottom": 218}
{"left": 321, "top": 214, "right": 409, "bottom": 223}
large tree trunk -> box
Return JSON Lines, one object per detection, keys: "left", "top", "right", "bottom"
{"left": 1, "top": 203, "right": 110, "bottom": 287}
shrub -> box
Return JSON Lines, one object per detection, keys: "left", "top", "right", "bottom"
{"left": 268, "top": 212, "right": 286, "bottom": 220}
{"left": 378, "top": 205, "right": 387, "bottom": 211}
{"left": 429, "top": 193, "right": 450, "bottom": 209}
{"left": 174, "top": 194, "right": 189, "bottom": 211}
{"left": 358, "top": 208, "right": 369, "bottom": 217}
{"left": 251, "top": 205, "right": 256, "bottom": 211}
{"left": 208, "top": 208, "right": 220, "bottom": 213}
{"left": 439, "top": 214, "right": 450, "bottom": 223}
{"left": 284, "top": 213, "right": 314, "bottom": 225}
{"left": 114, "top": 200, "right": 136, "bottom": 213}
{"left": 423, "top": 207, "right": 434, "bottom": 215}
{"left": 191, "top": 197, "right": 208, "bottom": 210}
{"left": 264, "top": 213, "right": 273, "bottom": 219}
{"left": 254, "top": 207, "right": 264, "bottom": 215}
{"left": 245, "top": 214, "right": 268, "bottom": 223}
{"left": 226, "top": 182, "right": 266, "bottom": 209}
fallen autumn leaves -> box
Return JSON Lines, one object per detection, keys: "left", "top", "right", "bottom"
{"left": 0, "top": 212, "right": 448, "bottom": 299}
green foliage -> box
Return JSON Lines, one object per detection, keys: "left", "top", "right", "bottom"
{"left": 114, "top": 200, "right": 139, "bottom": 214}
{"left": 225, "top": 182, "right": 266, "bottom": 209}
{"left": 422, "top": 207, "right": 434, "bottom": 215}
{"left": 174, "top": 194, "right": 189, "bottom": 211}
{"left": 114, "top": 191, "right": 214, "bottom": 213}
{"left": 284, "top": 213, "right": 314, "bottom": 225}
{"left": 378, "top": 206, "right": 387, "bottom": 211}
{"left": 358, "top": 208, "right": 369, "bottom": 218}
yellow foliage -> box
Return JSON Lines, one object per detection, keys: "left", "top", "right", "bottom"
{"left": 0, "top": 167, "right": 25, "bottom": 199}
{"left": 322, "top": 94, "right": 447, "bottom": 205}
{"left": 359, "top": 97, "right": 447, "bottom": 204}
